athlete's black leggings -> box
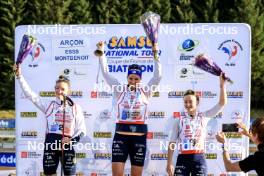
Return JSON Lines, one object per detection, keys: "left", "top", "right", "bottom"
{"left": 43, "top": 133, "right": 76, "bottom": 175}
{"left": 174, "top": 154, "right": 207, "bottom": 176}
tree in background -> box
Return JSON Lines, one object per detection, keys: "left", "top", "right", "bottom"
{"left": 170, "top": 0, "right": 197, "bottom": 22}
{"left": 127, "top": 0, "right": 144, "bottom": 23}
{"left": 0, "top": 0, "right": 25, "bottom": 108}
{"left": 23, "top": 0, "right": 42, "bottom": 24}
{"left": 229, "top": 0, "right": 264, "bottom": 108}
{"left": 192, "top": 0, "right": 219, "bottom": 22}
{"left": 94, "top": 0, "right": 121, "bottom": 24}
{"left": 23, "top": 0, "right": 72, "bottom": 24}
{"left": 68, "top": 0, "right": 93, "bottom": 24}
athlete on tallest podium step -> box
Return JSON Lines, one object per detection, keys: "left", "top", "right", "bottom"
{"left": 95, "top": 41, "right": 162, "bottom": 176}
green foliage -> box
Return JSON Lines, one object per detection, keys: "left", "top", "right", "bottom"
{"left": 0, "top": 0, "right": 25, "bottom": 109}
{"left": 229, "top": 0, "right": 264, "bottom": 108}
{"left": 94, "top": 0, "right": 122, "bottom": 23}
{"left": 170, "top": 0, "right": 197, "bottom": 22}
{"left": 69, "top": 0, "right": 93, "bottom": 24}
{"left": 191, "top": 0, "right": 219, "bottom": 22}
{"left": 127, "top": 0, "right": 144, "bottom": 23}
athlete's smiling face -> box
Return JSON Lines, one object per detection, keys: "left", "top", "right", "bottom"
{"left": 127, "top": 74, "right": 141, "bottom": 90}
{"left": 55, "top": 82, "right": 70, "bottom": 100}
{"left": 183, "top": 95, "right": 198, "bottom": 114}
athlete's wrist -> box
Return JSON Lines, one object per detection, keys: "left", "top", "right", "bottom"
{"left": 222, "top": 143, "right": 228, "bottom": 152}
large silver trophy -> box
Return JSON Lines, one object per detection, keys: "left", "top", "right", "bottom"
{"left": 140, "top": 11, "right": 160, "bottom": 60}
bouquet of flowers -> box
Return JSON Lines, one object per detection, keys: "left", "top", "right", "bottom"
{"left": 193, "top": 54, "right": 233, "bottom": 83}
{"left": 16, "top": 34, "right": 37, "bottom": 65}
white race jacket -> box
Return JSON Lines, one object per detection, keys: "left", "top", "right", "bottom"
{"left": 99, "top": 54, "right": 162, "bottom": 124}
{"left": 17, "top": 75, "right": 86, "bottom": 138}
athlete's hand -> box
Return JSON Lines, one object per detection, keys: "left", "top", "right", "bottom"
{"left": 216, "top": 132, "right": 226, "bottom": 144}
{"left": 13, "top": 64, "right": 21, "bottom": 78}
{"left": 166, "top": 163, "right": 174, "bottom": 176}
{"left": 220, "top": 72, "right": 226, "bottom": 88}
{"left": 62, "top": 137, "right": 71, "bottom": 145}
{"left": 152, "top": 43, "right": 159, "bottom": 51}
{"left": 96, "top": 41, "right": 105, "bottom": 51}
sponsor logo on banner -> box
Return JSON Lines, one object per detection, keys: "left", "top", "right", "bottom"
{"left": 220, "top": 174, "right": 239, "bottom": 176}
{"left": 98, "top": 109, "right": 111, "bottom": 119}
{"left": 39, "top": 91, "right": 83, "bottom": 98}
{"left": 102, "top": 36, "right": 161, "bottom": 76}
{"left": 168, "top": 91, "right": 185, "bottom": 98}
{"left": 214, "top": 111, "right": 223, "bottom": 119}
{"left": 91, "top": 91, "right": 97, "bottom": 98}
{"left": 175, "top": 65, "right": 206, "bottom": 81}
{"left": 168, "top": 91, "right": 216, "bottom": 98}
{"left": 177, "top": 39, "right": 199, "bottom": 65}
{"left": 151, "top": 91, "right": 160, "bottom": 97}
{"left": 218, "top": 39, "right": 243, "bottom": 67}
{"left": 229, "top": 153, "right": 242, "bottom": 160}
{"left": 207, "top": 131, "right": 216, "bottom": 140}
{"left": 60, "top": 67, "right": 88, "bottom": 80}
{"left": 76, "top": 153, "right": 86, "bottom": 159}
{"left": 205, "top": 153, "right": 217, "bottom": 159}
{"left": 94, "top": 153, "right": 111, "bottom": 160}
{"left": 231, "top": 110, "right": 244, "bottom": 119}
{"left": 28, "top": 42, "right": 45, "bottom": 68}
{"left": 90, "top": 91, "right": 112, "bottom": 99}
{"left": 93, "top": 132, "right": 112, "bottom": 138}
{"left": 20, "top": 151, "right": 41, "bottom": 158}
{"left": 52, "top": 38, "right": 90, "bottom": 64}
{"left": 173, "top": 112, "right": 181, "bottom": 118}
{"left": 227, "top": 91, "right": 243, "bottom": 98}
{"left": 147, "top": 132, "right": 168, "bottom": 139}
{"left": 106, "top": 36, "right": 158, "bottom": 57}
{"left": 0, "top": 119, "right": 15, "bottom": 129}
{"left": 178, "top": 39, "right": 200, "bottom": 52}
{"left": 83, "top": 111, "right": 92, "bottom": 118}
{"left": 21, "top": 131, "right": 38, "bottom": 138}
{"left": 150, "top": 153, "right": 168, "bottom": 160}
{"left": 196, "top": 91, "right": 217, "bottom": 98}
{"left": 108, "top": 64, "right": 154, "bottom": 73}
{"left": 20, "top": 112, "right": 37, "bottom": 118}
{"left": 148, "top": 111, "right": 165, "bottom": 119}
{"left": 0, "top": 153, "right": 16, "bottom": 167}
{"left": 224, "top": 132, "right": 242, "bottom": 138}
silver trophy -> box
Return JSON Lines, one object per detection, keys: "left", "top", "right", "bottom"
{"left": 140, "top": 11, "right": 160, "bottom": 60}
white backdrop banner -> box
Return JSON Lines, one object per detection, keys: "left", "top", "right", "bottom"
{"left": 15, "top": 24, "right": 251, "bottom": 176}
